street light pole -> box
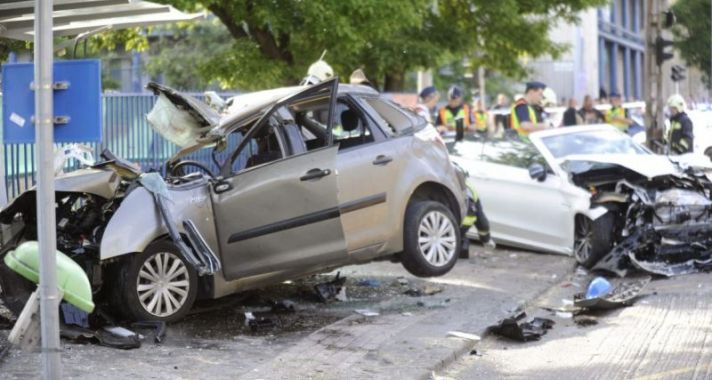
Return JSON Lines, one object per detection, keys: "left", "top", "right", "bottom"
{"left": 34, "top": 0, "right": 62, "bottom": 378}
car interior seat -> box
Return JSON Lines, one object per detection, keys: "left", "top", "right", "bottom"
{"left": 338, "top": 109, "right": 365, "bottom": 149}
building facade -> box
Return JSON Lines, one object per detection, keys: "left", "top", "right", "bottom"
{"left": 598, "top": 0, "right": 645, "bottom": 100}
{"left": 528, "top": 0, "right": 646, "bottom": 103}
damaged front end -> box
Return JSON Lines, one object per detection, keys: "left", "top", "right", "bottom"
{"left": 564, "top": 157, "right": 712, "bottom": 277}
{"left": 0, "top": 150, "right": 220, "bottom": 317}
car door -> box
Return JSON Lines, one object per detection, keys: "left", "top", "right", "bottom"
{"left": 331, "top": 95, "right": 403, "bottom": 257}
{"left": 211, "top": 80, "right": 347, "bottom": 281}
{"left": 475, "top": 138, "right": 571, "bottom": 251}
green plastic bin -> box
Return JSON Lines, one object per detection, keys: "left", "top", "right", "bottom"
{"left": 3, "top": 241, "right": 95, "bottom": 313}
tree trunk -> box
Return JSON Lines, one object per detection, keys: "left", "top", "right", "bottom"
{"left": 384, "top": 71, "right": 405, "bottom": 92}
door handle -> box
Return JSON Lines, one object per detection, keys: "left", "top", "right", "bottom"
{"left": 372, "top": 155, "right": 393, "bottom": 166}
{"left": 300, "top": 168, "right": 331, "bottom": 181}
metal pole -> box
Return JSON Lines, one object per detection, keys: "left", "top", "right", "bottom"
{"left": 656, "top": 0, "right": 667, "bottom": 151}
{"left": 34, "top": 1, "right": 62, "bottom": 379}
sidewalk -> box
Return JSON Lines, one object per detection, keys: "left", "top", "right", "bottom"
{"left": 243, "top": 249, "right": 574, "bottom": 380}
{"left": 0, "top": 248, "right": 574, "bottom": 380}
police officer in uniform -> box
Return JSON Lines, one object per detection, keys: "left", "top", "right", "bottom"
{"left": 604, "top": 92, "right": 633, "bottom": 132}
{"left": 436, "top": 86, "right": 473, "bottom": 133}
{"left": 666, "top": 94, "right": 694, "bottom": 155}
{"left": 472, "top": 99, "right": 488, "bottom": 137}
{"left": 510, "top": 81, "right": 549, "bottom": 138}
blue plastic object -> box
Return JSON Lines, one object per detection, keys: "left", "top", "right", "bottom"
{"left": 585, "top": 277, "right": 613, "bottom": 299}
{"left": 2, "top": 59, "right": 102, "bottom": 144}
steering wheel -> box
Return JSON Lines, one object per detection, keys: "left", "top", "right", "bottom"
{"left": 168, "top": 160, "right": 216, "bottom": 179}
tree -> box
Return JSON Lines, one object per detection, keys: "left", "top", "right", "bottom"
{"left": 144, "top": 19, "right": 233, "bottom": 90}
{"left": 672, "top": 0, "right": 712, "bottom": 88}
{"left": 155, "top": 0, "right": 606, "bottom": 91}
{"left": 0, "top": 38, "right": 28, "bottom": 62}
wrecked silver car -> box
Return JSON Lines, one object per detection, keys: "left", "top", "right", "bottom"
{"left": 449, "top": 124, "right": 712, "bottom": 276}
{"left": 0, "top": 79, "right": 470, "bottom": 321}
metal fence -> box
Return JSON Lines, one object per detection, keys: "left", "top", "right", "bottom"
{"left": 0, "top": 92, "right": 237, "bottom": 201}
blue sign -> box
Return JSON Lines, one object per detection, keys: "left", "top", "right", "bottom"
{"left": 2, "top": 59, "right": 102, "bottom": 144}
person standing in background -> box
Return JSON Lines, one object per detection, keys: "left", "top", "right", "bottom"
{"left": 605, "top": 92, "right": 633, "bottom": 132}
{"left": 414, "top": 86, "right": 439, "bottom": 124}
{"left": 578, "top": 95, "right": 605, "bottom": 124}
{"left": 561, "top": 98, "right": 582, "bottom": 126}
{"left": 491, "top": 94, "right": 510, "bottom": 135}
{"left": 472, "top": 99, "right": 488, "bottom": 137}
{"left": 437, "top": 86, "right": 473, "bottom": 133}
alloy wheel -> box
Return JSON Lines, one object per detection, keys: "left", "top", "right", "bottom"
{"left": 136, "top": 252, "right": 190, "bottom": 317}
{"left": 574, "top": 218, "right": 593, "bottom": 263}
{"left": 417, "top": 210, "right": 457, "bottom": 267}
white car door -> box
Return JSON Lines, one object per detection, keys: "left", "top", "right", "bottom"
{"left": 451, "top": 137, "right": 572, "bottom": 253}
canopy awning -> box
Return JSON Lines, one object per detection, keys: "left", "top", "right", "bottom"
{"left": 0, "top": 0, "right": 203, "bottom": 41}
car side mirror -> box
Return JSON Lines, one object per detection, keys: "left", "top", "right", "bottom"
{"left": 212, "top": 177, "right": 233, "bottom": 194}
{"left": 528, "top": 163, "right": 547, "bottom": 182}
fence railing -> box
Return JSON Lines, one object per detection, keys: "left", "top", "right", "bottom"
{"left": 0, "top": 92, "right": 236, "bottom": 201}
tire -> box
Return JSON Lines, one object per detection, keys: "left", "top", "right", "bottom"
{"left": 401, "top": 201, "right": 461, "bottom": 277}
{"left": 113, "top": 241, "right": 197, "bottom": 322}
{"left": 574, "top": 213, "right": 615, "bottom": 269}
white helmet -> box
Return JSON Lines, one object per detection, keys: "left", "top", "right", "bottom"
{"left": 667, "top": 94, "right": 686, "bottom": 111}
{"left": 541, "top": 87, "right": 558, "bottom": 107}
{"left": 302, "top": 60, "right": 334, "bottom": 85}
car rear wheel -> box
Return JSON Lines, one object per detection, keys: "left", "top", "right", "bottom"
{"left": 401, "top": 201, "right": 461, "bottom": 277}
{"left": 114, "top": 241, "right": 197, "bottom": 322}
{"left": 574, "top": 213, "right": 615, "bottom": 269}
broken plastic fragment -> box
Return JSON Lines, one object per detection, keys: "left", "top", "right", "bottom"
{"left": 488, "top": 312, "right": 555, "bottom": 342}
{"left": 447, "top": 331, "right": 481, "bottom": 341}
{"left": 354, "top": 309, "right": 379, "bottom": 317}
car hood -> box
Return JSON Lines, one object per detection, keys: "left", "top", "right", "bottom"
{"left": 145, "top": 82, "right": 304, "bottom": 147}
{"left": 0, "top": 169, "right": 120, "bottom": 224}
{"left": 559, "top": 154, "right": 682, "bottom": 179}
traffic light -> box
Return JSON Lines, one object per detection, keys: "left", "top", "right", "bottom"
{"left": 671, "top": 65, "right": 686, "bottom": 82}
{"left": 655, "top": 36, "right": 674, "bottom": 66}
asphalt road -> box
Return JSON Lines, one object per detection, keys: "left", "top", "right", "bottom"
{"left": 438, "top": 271, "right": 712, "bottom": 380}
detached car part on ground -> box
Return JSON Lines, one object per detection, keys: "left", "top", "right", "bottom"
{"left": 0, "top": 79, "right": 472, "bottom": 322}
{"left": 447, "top": 125, "right": 712, "bottom": 276}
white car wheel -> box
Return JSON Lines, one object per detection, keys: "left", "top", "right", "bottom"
{"left": 401, "top": 200, "right": 461, "bottom": 277}
{"left": 574, "top": 218, "right": 593, "bottom": 263}
{"left": 137, "top": 251, "right": 191, "bottom": 318}
{"left": 418, "top": 210, "right": 457, "bottom": 267}
{"left": 114, "top": 241, "right": 197, "bottom": 322}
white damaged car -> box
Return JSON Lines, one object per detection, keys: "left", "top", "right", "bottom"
{"left": 447, "top": 125, "right": 712, "bottom": 274}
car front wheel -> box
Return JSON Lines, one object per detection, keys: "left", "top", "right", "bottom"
{"left": 574, "top": 213, "right": 615, "bottom": 268}
{"left": 114, "top": 241, "right": 197, "bottom": 322}
{"left": 401, "top": 201, "right": 461, "bottom": 277}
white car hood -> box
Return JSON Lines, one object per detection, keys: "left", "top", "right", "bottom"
{"left": 560, "top": 154, "right": 681, "bottom": 179}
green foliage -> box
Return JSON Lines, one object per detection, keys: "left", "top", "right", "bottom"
{"left": 144, "top": 19, "right": 233, "bottom": 90}
{"left": 154, "top": 0, "right": 606, "bottom": 91}
{"left": 672, "top": 0, "right": 712, "bottom": 88}
{"left": 0, "top": 38, "right": 29, "bottom": 62}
